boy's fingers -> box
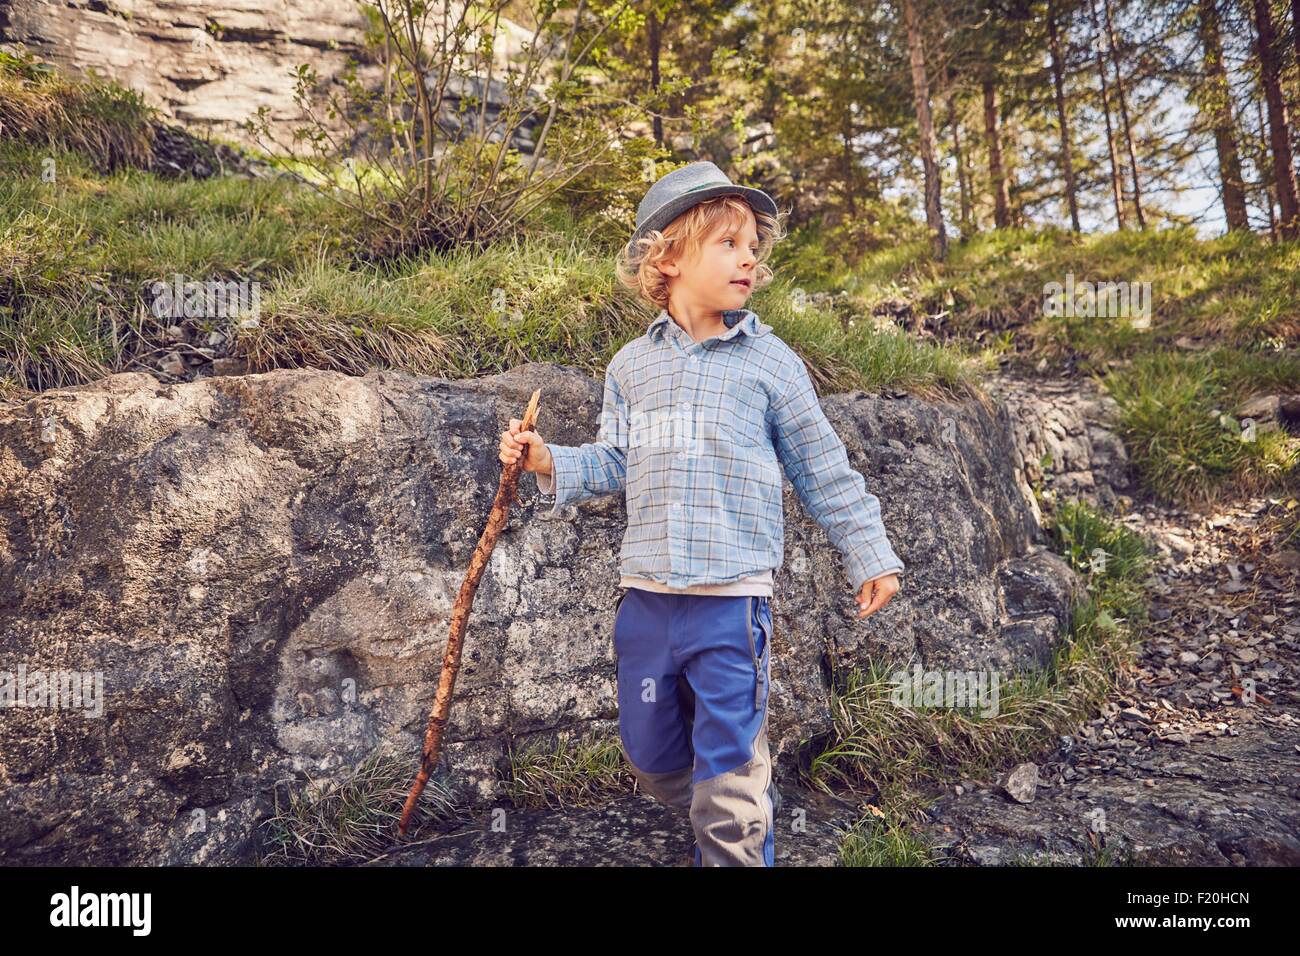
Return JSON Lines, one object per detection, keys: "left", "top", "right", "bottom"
{"left": 858, "top": 582, "right": 893, "bottom": 618}
{"left": 498, "top": 424, "right": 542, "bottom": 464}
{"left": 857, "top": 582, "right": 878, "bottom": 621}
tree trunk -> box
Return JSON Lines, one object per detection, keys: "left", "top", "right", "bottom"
{"left": 960, "top": 99, "right": 977, "bottom": 229}
{"left": 1255, "top": 93, "right": 1279, "bottom": 238}
{"left": 841, "top": 109, "right": 860, "bottom": 218}
{"left": 1102, "top": 0, "right": 1145, "bottom": 227}
{"left": 1047, "top": 0, "right": 1081, "bottom": 232}
{"left": 1293, "top": 0, "right": 1300, "bottom": 63}
{"left": 1088, "top": 0, "right": 1126, "bottom": 228}
{"left": 982, "top": 71, "right": 1011, "bottom": 228}
{"left": 947, "top": 87, "right": 972, "bottom": 230}
{"left": 648, "top": 6, "right": 663, "bottom": 149}
{"left": 1197, "top": 0, "right": 1250, "bottom": 231}
{"left": 903, "top": 0, "right": 947, "bottom": 258}
{"left": 1252, "top": 0, "right": 1300, "bottom": 238}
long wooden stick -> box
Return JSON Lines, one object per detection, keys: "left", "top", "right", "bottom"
{"left": 398, "top": 387, "right": 541, "bottom": 835}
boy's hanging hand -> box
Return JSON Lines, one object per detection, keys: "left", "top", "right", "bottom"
{"left": 857, "top": 573, "right": 900, "bottom": 618}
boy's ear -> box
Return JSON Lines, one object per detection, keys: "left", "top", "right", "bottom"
{"left": 657, "top": 258, "right": 680, "bottom": 278}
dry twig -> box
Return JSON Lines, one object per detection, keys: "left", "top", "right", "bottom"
{"left": 397, "top": 387, "right": 541, "bottom": 834}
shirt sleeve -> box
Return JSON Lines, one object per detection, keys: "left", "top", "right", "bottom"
{"left": 534, "top": 365, "right": 628, "bottom": 516}
{"left": 768, "top": 355, "right": 904, "bottom": 594}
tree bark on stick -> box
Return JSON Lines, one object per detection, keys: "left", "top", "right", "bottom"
{"left": 397, "top": 388, "right": 542, "bottom": 836}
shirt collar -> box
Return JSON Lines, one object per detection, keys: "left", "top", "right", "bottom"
{"left": 648, "top": 308, "right": 765, "bottom": 344}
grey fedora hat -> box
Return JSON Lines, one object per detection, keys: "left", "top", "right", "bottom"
{"left": 628, "top": 161, "right": 778, "bottom": 252}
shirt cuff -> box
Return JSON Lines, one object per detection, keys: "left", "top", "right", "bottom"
{"left": 535, "top": 443, "right": 580, "bottom": 516}
{"left": 849, "top": 554, "right": 905, "bottom": 595}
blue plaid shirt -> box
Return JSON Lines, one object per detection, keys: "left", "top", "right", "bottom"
{"left": 534, "top": 307, "right": 904, "bottom": 592}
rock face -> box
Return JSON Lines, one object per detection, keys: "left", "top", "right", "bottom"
{"left": 0, "top": 364, "right": 1080, "bottom": 864}
{"left": 0, "top": 0, "right": 539, "bottom": 148}
{"left": 1, "top": 0, "right": 369, "bottom": 142}
{"left": 985, "top": 373, "right": 1137, "bottom": 519}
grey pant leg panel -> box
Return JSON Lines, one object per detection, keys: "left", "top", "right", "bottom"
{"left": 689, "top": 712, "right": 773, "bottom": 866}
{"left": 625, "top": 754, "right": 695, "bottom": 811}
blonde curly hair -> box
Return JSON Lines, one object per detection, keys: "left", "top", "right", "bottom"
{"left": 615, "top": 194, "right": 787, "bottom": 310}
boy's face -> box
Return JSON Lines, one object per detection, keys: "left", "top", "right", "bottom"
{"left": 660, "top": 205, "right": 758, "bottom": 311}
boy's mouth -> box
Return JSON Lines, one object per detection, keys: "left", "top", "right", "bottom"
{"left": 730, "top": 279, "right": 751, "bottom": 289}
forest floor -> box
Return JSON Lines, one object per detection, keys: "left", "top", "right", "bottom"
{"left": 908, "top": 490, "right": 1300, "bottom": 866}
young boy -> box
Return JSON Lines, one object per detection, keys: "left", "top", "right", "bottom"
{"left": 499, "top": 161, "right": 903, "bottom": 866}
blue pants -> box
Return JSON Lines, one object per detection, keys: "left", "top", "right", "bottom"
{"left": 613, "top": 587, "right": 775, "bottom": 867}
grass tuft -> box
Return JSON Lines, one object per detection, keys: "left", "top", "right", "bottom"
{"left": 1103, "top": 349, "right": 1300, "bottom": 506}
{"left": 257, "top": 747, "right": 462, "bottom": 866}
{"left": 0, "top": 51, "right": 155, "bottom": 173}
{"left": 502, "top": 728, "right": 635, "bottom": 811}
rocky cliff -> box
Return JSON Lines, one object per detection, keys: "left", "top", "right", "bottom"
{"left": 0, "top": 0, "right": 538, "bottom": 147}
{"left": 0, "top": 363, "right": 1126, "bottom": 864}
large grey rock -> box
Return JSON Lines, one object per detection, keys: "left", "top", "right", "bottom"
{"left": 0, "top": 363, "right": 1076, "bottom": 863}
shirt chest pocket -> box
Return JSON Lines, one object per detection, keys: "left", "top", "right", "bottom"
{"left": 718, "top": 376, "right": 771, "bottom": 448}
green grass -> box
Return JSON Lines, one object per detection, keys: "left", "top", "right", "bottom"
{"left": 771, "top": 205, "right": 930, "bottom": 295}
{"left": 238, "top": 241, "right": 980, "bottom": 394}
{"left": 839, "top": 811, "right": 942, "bottom": 866}
{"left": 0, "top": 140, "right": 347, "bottom": 392}
{"left": 0, "top": 141, "right": 338, "bottom": 280}
{"left": 821, "top": 224, "right": 1300, "bottom": 506}
{"left": 815, "top": 498, "right": 1155, "bottom": 864}
{"left": 502, "top": 729, "right": 634, "bottom": 810}
{"left": 1052, "top": 498, "right": 1158, "bottom": 613}
{"left": 0, "top": 134, "right": 976, "bottom": 401}
{"left": 0, "top": 49, "right": 155, "bottom": 173}
{"left": 838, "top": 224, "right": 1300, "bottom": 360}
{"left": 1102, "top": 349, "right": 1300, "bottom": 506}
{"left": 0, "top": 57, "right": 978, "bottom": 400}
{"left": 256, "top": 746, "right": 463, "bottom": 866}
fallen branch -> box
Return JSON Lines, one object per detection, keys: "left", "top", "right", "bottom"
{"left": 397, "top": 387, "right": 541, "bottom": 835}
